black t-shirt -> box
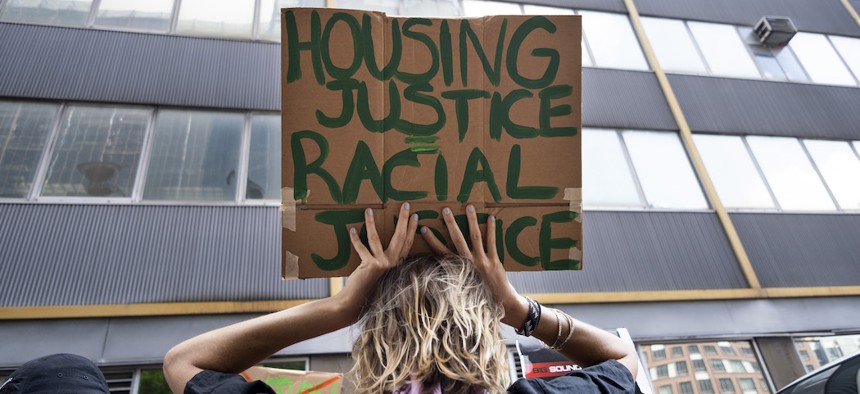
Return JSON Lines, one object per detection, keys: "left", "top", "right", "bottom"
{"left": 185, "top": 359, "right": 635, "bottom": 394}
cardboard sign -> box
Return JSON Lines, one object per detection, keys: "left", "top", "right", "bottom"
{"left": 241, "top": 366, "right": 342, "bottom": 394}
{"left": 281, "top": 8, "right": 582, "bottom": 278}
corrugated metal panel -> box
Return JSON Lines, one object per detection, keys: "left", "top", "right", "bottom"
{"left": 731, "top": 213, "right": 860, "bottom": 288}
{"left": 0, "top": 204, "right": 327, "bottom": 307}
{"left": 508, "top": 211, "right": 748, "bottom": 293}
{"left": 670, "top": 74, "right": 860, "bottom": 140}
{"left": 583, "top": 68, "right": 677, "bottom": 131}
{"left": 0, "top": 23, "right": 280, "bottom": 110}
{"left": 636, "top": 0, "right": 860, "bottom": 37}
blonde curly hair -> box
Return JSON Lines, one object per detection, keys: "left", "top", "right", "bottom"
{"left": 350, "top": 254, "right": 510, "bottom": 394}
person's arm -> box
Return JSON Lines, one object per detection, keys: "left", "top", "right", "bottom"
{"left": 420, "top": 205, "right": 639, "bottom": 378}
{"left": 163, "top": 204, "right": 418, "bottom": 394}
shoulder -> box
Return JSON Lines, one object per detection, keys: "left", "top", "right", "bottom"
{"left": 508, "top": 360, "right": 636, "bottom": 394}
{"left": 184, "top": 370, "right": 275, "bottom": 394}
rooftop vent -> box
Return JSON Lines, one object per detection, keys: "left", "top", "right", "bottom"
{"left": 754, "top": 16, "right": 797, "bottom": 47}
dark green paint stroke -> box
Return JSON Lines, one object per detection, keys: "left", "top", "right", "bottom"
{"left": 507, "top": 16, "right": 559, "bottom": 89}
{"left": 441, "top": 89, "right": 490, "bottom": 142}
{"left": 284, "top": 10, "right": 324, "bottom": 85}
{"left": 311, "top": 209, "right": 365, "bottom": 270}
{"left": 507, "top": 144, "right": 558, "bottom": 199}
{"left": 458, "top": 148, "right": 501, "bottom": 203}
{"left": 505, "top": 216, "right": 539, "bottom": 266}
{"left": 291, "top": 130, "right": 341, "bottom": 203}
{"left": 539, "top": 84, "right": 578, "bottom": 137}
{"left": 320, "top": 12, "right": 363, "bottom": 80}
{"left": 342, "top": 141, "right": 383, "bottom": 204}
{"left": 540, "top": 211, "right": 578, "bottom": 270}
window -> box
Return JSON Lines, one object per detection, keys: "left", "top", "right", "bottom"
{"left": 176, "top": 0, "right": 255, "bottom": 39}
{"left": 642, "top": 350, "right": 649, "bottom": 361}
{"left": 693, "top": 134, "right": 775, "bottom": 209}
{"left": 139, "top": 369, "right": 171, "bottom": 393}
{"left": 0, "top": 102, "right": 58, "bottom": 198}
{"left": 795, "top": 334, "right": 860, "bottom": 366}
{"left": 746, "top": 136, "right": 836, "bottom": 211}
{"left": 710, "top": 359, "right": 727, "bottom": 372}
{"left": 0, "top": 0, "right": 94, "bottom": 26}
{"left": 704, "top": 345, "right": 718, "bottom": 355}
{"left": 640, "top": 17, "right": 707, "bottom": 74}
{"left": 688, "top": 345, "right": 700, "bottom": 355}
{"left": 830, "top": 36, "right": 860, "bottom": 81}
{"left": 258, "top": 0, "right": 325, "bottom": 41}
{"left": 94, "top": 0, "right": 174, "bottom": 31}
{"left": 694, "top": 359, "right": 708, "bottom": 372}
{"left": 144, "top": 111, "right": 244, "bottom": 201}
{"left": 739, "top": 378, "right": 756, "bottom": 393}
{"left": 720, "top": 378, "right": 736, "bottom": 392}
{"left": 672, "top": 346, "right": 684, "bottom": 357}
{"left": 799, "top": 350, "right": 810, "bottom": 361}
{"left": 41, "top": 106, "right": 150, "bottom": 198}
{"left": 676, "top": 361, "right": 689, "bottom": 376}
{"left": 789, "top": 33, "right": 857, "bottom": 87}
{"left": 659, "top": 385, "right": 674, "bottom": 394}
{"left": 803, "top": 139, "right": 860, "bottom": 210}
{"left": 728, "top": 360, "right": 747, "bottom": 373}
{"left": 653, "top": 345, "right": 667, "bottom": 360}
{"left": 246, "top": 115, "right": 281, "bottom": 200}
{"left": 582, "top": 129, "right": 641, "bottom": 208}
{"left": 687, "top": 21, "right": 759, "bottom": 79}
{"left": 656, "top": 365, "right": 670, "bottom": 378}
{"left": 463, "top": 0, "right": 522, "bottom": 16}
{"left": 679, "top": 382, "right": 694, "bottom": 394}
{"left": 698, "top": 379, "right": 716, "bottom": 394}
{"left": 578, "top": 10, "right": 648, "bottom": 71}
{"left": 738, "top": 27, "right": 808, "bottom": 82}
{"left": 720, "top": 342, "right": 737, "bottom": 355}
{"left": 622, "top": 130, "right": 708, "bottom": 209}
{"left": 741, "top": 347, "right": 754, "bottom": 357}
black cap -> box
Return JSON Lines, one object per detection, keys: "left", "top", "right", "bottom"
{"left": 0, "top": 354, "right": 109, "bottom": 394}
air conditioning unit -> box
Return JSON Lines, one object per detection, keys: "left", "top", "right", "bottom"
{"left": 754, "top": 16, "right": 797, "bottom": 47}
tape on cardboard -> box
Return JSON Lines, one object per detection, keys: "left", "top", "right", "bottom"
{"left": 563, "top": 188, "right": 583, "bottom": 223}
{"left": 569, "top": 247, "right": 582, "bottom": 261}
{"left": 281, "top": 187, "right": 297, "bottom": 231}
{"left": 282, "top": 250, "right": 300, "bottom": 279}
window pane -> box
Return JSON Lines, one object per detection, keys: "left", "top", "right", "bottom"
{"left": 679, "top": 382, "right": 694, "bottom": 394}
{"left": 789, "top": 33, "right": 857, "bottom": 87}
{"left": 640, "top": 17, "right": 707, "bottom": 74}
{"left": 803, "top": 140, "right": 860, "bottom": 210}
{"left": 582, "top": 129, "right": 641, "bottom": 207}
{"left": 94, "top": 0, "right": 173, "bottom": 31}
{"left": 719, "top": 378, "right": 736, "bottom": 392}
{"left": 42, "top": 106, "right": 149, "bottom": 197}
{"left": 176, "top": 0, "right": 254, "bottom": 39}
{"left": 258, "top": 0, "right": 325, "bottom": 41}
{"left": 247, "top": 115, "right": 281, "bottom": 200}
{"left": 687, "top": 22, "right": 759, "bottom": 79}
{"left": 738, "top": 27, "right": 786, "bottom": 81}
{"left": 397, "top": 0, "right": 462, "bottom": 17}
{"left": 693, "top": 134, "right": 775, "bottom": 209}
{"left": 579, "top": 11, "right": 648, "bottom": 71}
{"left": 659, "top": 385, "right": 673, "bottom": 394}
{"left": 0, "top": 0, "right": 93, "bottom": 26}
{"left": 829, "top": 35, "right": 860, "bottom": 84}
{"left": 675, "top": 361, "right": 688, "bottom": 375}
{"left": 138, "top": 369, "right": 171, "bottom": 393}
{"left": 523, "top": 5, "right": 574, "bottom": 15}
{"left": 772, "top": 46, "right": 809, "bottom": 83}
{"left": 746, "top": 136, "right": 836, "bottom": 211}
{"left": 794, "top": 334, "right": 860, "bottom": 369}
{"left": 698, "top": 379, "right": 715, "bottom": 394}
{"left": 144, "top": 111, "right": 243, "bottom": 201}
{"left": 622, "top": 131, "right": 708, "bottom": 209}
{"left": 463, "top": 0, "right": 521, "bottom": 16}
{"left": 0, "top": 102, "right": 58, "bottom": 198}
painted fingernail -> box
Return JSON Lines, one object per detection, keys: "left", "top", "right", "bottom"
{"left": 404, "top": 202, "right": 410, "bottom": 211}
{"left": 350, "top": 227, "right": 357, "bottom": 235}
{"left": 443, "top": 207, "right": 451, "bottom": 216}
{"left": 411, "top": 213, "right": 418, "bottom": 222}
{"left": 366, "top": 208, "right": 373, "bottom": 216}
{"left": 420, "top": 226, "right": 428, "bottom": 234}
{"left": 489, "top": 215, "right": 495, "bottom": 223}
{"left": 467, "top": 205, "right": 475, "bottom": 213}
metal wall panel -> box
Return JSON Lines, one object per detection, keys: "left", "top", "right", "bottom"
{"left": 0, "top": 23, "right": 280, "bottom": 110}
{"left": 670, "top": 75, "right": 860, "bottom": 140}
{"left": 635, "top": 0, "right": 860, "bottom": 37}
{"left": 0, "top": 204, "right": 327, "bottom": 307}
{"left": 508, "top": 211, "right": 748, "bottom": 293}
{"left": 731, "top": 213, "right": 860, "bottom": 288}
{"left": 583, "top": 69, "right": 677, "bottom": 131}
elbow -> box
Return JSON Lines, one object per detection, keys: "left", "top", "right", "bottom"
{"left": 163, "top": 344, "right": 192, "bottom": 394}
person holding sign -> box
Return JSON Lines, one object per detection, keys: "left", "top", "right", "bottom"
{"left": 163, "top": 203, "right": 638, "bottom": 394}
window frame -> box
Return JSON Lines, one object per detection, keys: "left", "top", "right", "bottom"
{"left": 0, "top": 101, "right": 64, "bottom": 202}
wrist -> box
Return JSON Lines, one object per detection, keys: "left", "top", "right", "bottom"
{"left": 501, "top": 294, "right": 530, "bottom": 328}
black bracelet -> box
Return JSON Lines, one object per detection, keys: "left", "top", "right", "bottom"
{"left": 515, "top": 297, "right": 541, "bottom": 337}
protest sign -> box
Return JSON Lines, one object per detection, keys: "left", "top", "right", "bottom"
{"left": 281, "top": 8, "right": 582, "bottom": 278}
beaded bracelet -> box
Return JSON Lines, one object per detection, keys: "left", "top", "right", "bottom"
{"left": 515, "top": 297, "right": 541, "bottom": 337}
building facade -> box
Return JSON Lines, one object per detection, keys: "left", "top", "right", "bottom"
{"left": 1, "top": 0, "right": 859, "bottom": 393}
